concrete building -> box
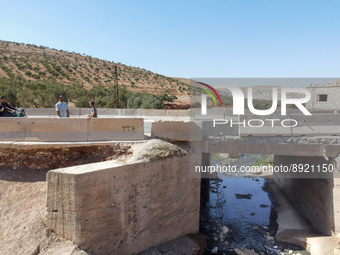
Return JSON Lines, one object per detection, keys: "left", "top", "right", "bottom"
{"left": 306, "top": 81, "right": 340, "bottom": 111}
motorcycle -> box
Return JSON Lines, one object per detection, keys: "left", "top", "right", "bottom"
{"left": 16, "top": 108, "right": 27, "bottom": 117}
{"left": 0, "top": 107, "right": 27, "bottom": 117}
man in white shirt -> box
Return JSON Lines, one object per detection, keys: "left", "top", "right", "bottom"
{"left": 56, "top": 95, "right": 69, "bottom": 118}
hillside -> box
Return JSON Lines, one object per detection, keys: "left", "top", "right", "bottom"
{"left": 0, "top": 40, "right": 190, "bottom": 108}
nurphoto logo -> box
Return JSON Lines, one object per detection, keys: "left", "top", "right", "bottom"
{"left": 199, "top": 82, "right": 311, "bottom": 116}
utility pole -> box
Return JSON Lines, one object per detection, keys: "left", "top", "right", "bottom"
{"left": 113, "top": 65, "right": 119, "bottom": 108}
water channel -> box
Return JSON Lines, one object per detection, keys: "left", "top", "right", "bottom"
{"left": 200, "top": 154, "right": 310, "bottom": 255}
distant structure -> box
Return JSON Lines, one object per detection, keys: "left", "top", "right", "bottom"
{"left": 113, "top": 65, "right": 119, "bottom": 108}
{"left": 305, "top": 80, "right": 340, "bottom": 111}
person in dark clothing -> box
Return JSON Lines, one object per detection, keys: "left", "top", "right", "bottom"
{"left": 87, "top": 101, "right": 97, "bottom": 119}
{"left": 0, "top": 96, "right": 18, "bottom": 117}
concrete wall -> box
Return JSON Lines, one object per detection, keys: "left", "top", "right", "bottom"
{"left": 26, "top": 118, "right": 88, "bottom": 141}
{"left": 151, "top": 121, "right": 203, "bottom": 141}
{"left": 202, "top": 136, "right": 340, "bottom": 157}
{"left": 273, "top": 155, "right": 340, "bottom": 236}
{"left": 25, "top": 108, "right": 192, "bottom": 118}
{"left": 25, "top": 108, "right": 54, "bottom": 116}
{"left": 239, "top": 114, "right": 293, "bottom": 136}
{"left": 165, "top": 109, "right": 192, "bottom": 117}
{"left": 88, "top": 118, "right": 143, "bottom": 141}
{"left": 194, "top": 108, "right": 225, "bottom": 120}
{"left": 291, "top": 113, "right": 340, "bottom": 136}
{"left": 46, "top": 156, "right": 200, "bottom": 255}
{"left": 0, "top": 118, "right": 144, "bottom": 141}
{"left": 0, "top": 118, "right": 26, "bottom": 141}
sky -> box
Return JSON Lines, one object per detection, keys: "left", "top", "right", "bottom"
{"left": 1, "top": 0, "right": 339, "bottom": 79}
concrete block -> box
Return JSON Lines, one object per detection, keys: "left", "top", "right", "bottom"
{"left": 292, "top": 126, "right": 340, "bottom": 136}
{"left": 88, "top": 118, "right": 144, "bottom": 141}
{"left": 46, "top": 156, "right": 200, "bottom": 254}
{"left": 138, "top": 109, "right": 166, "bottom": 116}
{"left": 81, "top": 108, "right": 139, "bottom": 117}
{"left": 202, "top": 120, "right": 238, "bottom": 137}
{"left": 0, "top": 118, "right": 26, "bottom": 141}
{"left": 80, "top": 108, "right": 92, "bottom": 116}
{"left": 68, "top": 108, "right": 80, "bottom": 117}
{"left": 58, "top": 118, "right": 88, "bottom": 141}
{"left": 291, "top": 114, "right": 340, "bottom": 136}
{"left": 49, "top": 108, "right": 59, "bottom": 118}
{"left": 25, "top": 108, "right": 52, "bottom": 116}
{"left": 25, "top": 118, "right": 60, "bottom": 141}
{"left": 165, "top": 110, "right": 191, "bottom": 117}
{"left": 307, "top": 236, "right": 340, "bottom": 255}
{"left": 151, "top": 121, "right": 203, "bottom": 141}
{"left": 239, "top": 114, "right": 293, "bottom": 136}
{"left": 291, "top": 113, "right": 340, "bottom": 126}
{"left": 94, "top": 108, "right": 109, "bottom": 116}
{"left": 108, "top": 108, "right": 139, "bottom": 117}
{"left": 194, "top": 108, "right": 225, "bottom": 120}
{"left": 82, "top": 108, "right": 112, "bottom": 117}
{"left": 25, "top": 118, "right": 88, "bottom": 141}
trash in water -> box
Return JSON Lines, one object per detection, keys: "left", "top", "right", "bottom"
{"left": 260, "top": 204, "right": 270, "bottom": 208}
{"left": 235, "top": 193, "right": 252, "bottom": 199}
{"left": 222, "top": 226, "right": 229, "bottom": 234}
{"left": 211, "top": 247, "right": 218, "bottom": 253}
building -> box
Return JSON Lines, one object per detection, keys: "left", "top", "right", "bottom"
{"left": 305, "top": 81, "right": 340, "bottom": 111}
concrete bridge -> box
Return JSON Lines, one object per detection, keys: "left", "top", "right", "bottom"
{"left": 1, "top": 108, "right": 340, "bottom": 254}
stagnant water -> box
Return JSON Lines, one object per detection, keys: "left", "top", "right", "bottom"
{"left": 200, "top": 154, "right": 310, "bottom": 255}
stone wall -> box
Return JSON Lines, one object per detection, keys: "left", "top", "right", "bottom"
{"left": 306, "top": 86, "right": 340, "bottom": 111}
{"left": 46, "top": 154, "right": 200, "bottom": 255}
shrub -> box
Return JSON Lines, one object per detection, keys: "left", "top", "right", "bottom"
{"left": 32, "top": 74, "right": 40, "bottom": 79}
{"left": 25, "top": 70, "right": 32, "bottom": 76}
{"left": 191, "top": 101, "right": 201, "bottom": 108}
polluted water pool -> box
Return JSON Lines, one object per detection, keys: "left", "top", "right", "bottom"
{"left": 200, "top": 153, "right": 310, "bottom": 255}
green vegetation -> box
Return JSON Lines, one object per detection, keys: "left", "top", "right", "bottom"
{"left": 0, "top": 40, "right": 192, "bottom": 110}
{"left": 251, "top": 155, "right": 274, "bottom": 166}
{"left": 0, "top": 77, "right": 174, "bottom": 109}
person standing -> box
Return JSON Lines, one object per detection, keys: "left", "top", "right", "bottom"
{"left": 56, "top": 95, "right": 69, "bottom": 118}
{"left": 0, "top": 96, "right": 18, "bottom": 117}
{"left": 87, "top": 101, "right": 97, "bottom": 119}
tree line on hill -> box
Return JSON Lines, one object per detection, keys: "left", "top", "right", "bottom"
{"left": 0, "top": 77, "right": 177, "bottom": 109}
